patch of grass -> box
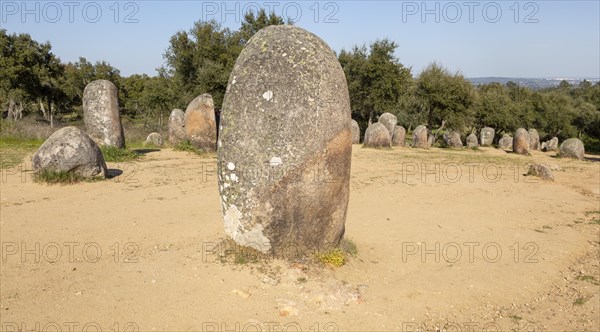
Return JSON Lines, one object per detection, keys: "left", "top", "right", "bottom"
{"left": 510, "top": 315, "right": 523, "bottom": 321}
{"left": 584, "top": 210, "right": 600, "bottom": 217}
{"left": 174, "top": 140, "right": 206, "bottom": 155}
{"left": 314, "top": 238, "right": 359, "bottom": 267}
{"left": 315, "top": 248, "right": 347, "bottom": 267}
{"left": 100, "top": 146, "right": 140, "bottom": 162}
{"left": 577, "top": 275, "right": 600, "bottom": 285}
{"left": 33, "top": 169, "right": 102, "bottom": 185}
{"left": 0, "top": 137, "right": 43, "bottom": 169}
{"left": 573, "top": 297, "right": 589, "bottom": 306}
{"left": 297, "top": 277, "right": 307, "bottom": 283}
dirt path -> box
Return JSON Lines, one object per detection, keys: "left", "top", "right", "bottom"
{"left": 1, "top": 147, "right": 598, "bottom": 331}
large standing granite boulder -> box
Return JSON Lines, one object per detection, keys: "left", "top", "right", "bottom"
{"left": 392, "top": 126, "right": 406, "bottom": 147}
{"left": 83, "top": 80, "right": 125, "bottom": 148}
{"left": 32, "top": 127, "right": 107, "bottom": 178}
{"left": 442, "top": 131, "right": 463, "bottom": 148}
{"left": 480, "top": 127, "right": 495, "bottom": 146}
{"left": 498, "top": 134, "right": 513, "bottom": 150}
{"left": 528, "top": 129, "right": 540, "bottom": 151}
{"left": 513, "top": 128, "right": 530, "bottom": 155}
{"left": 378, "top": 112, "right": 397, "bottom": 137}
{"left": 412, "top": 125, "right": 429, "bottom": 148}
{"left": 363, "top": 123, "right": 391, "bottom": 148}
{"left": 559, "top": 138, "right": 585, "bottom": 160}
{"left": 466, "top": 133, "right": 478, "bottom": 148}
{"left": 184, "top": 94, "right": 217, "bottom": 151}
{"left": 351, "top": 120, "right": 360, "bottom": 144}
{"left": 168, "top": 109, "right": 185, "bottom": 145}
{"left": 217, "top": 25, "right": 351, "bottom": 255}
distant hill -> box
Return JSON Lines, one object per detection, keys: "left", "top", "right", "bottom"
{"left": 467, "top": 77, "right": 600, "bottom": 89}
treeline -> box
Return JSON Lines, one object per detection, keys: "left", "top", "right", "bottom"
{"left": 1, "top": 10, "right": 599, "bottom": 150}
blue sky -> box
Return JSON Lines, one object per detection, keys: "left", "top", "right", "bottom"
{"left": 1, "top": 0, "right": 598, "bottom": 78}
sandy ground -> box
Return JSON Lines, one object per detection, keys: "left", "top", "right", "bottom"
{"left": 1, "top": 146, "right": 599, "bottom": 331}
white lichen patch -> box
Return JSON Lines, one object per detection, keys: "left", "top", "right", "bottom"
{"left": 227, "top": 162, "right": 235, "bottom": 170}
{"left": 262, "top": 90, "right": 273, "bottom": 101}
{"left": 223, "top": 205, "right": 271, "bottom": 253}
{"left": 270, "top": 156, "right": 283, "bottom": 166}
{"left": 230, "top": 173, "right": 238, "bottom": 182}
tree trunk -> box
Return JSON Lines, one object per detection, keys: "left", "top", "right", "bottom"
{"left": 7, "top": 99, "right": 15, "bottom": 120}
{"left": 50, "top": 102, "right": 55, "bottom": 128}
{"left": 39, "top": 98, "right": 47, "bottom": 120}
{"left": 432, "top": 120, "right": 446, "bottom": 142}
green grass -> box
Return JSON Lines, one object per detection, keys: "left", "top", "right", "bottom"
{"left": 0, "top": 137, "right": 43, "bottom": 169}
{"left": 573, "top": 297, "right": 589, "bottom": 306}
{"left": 100, "top": 146, "right": 140, "bottom": 162}
{"left": 174, "top": 140, "right": 206, "bottom": 155}
{"left": 33, "top": 169, "right": 103, "bottom": 185}
{"left": 577, "top": 275, "right": 600, "bottom": 285}
{"left": 315, "top": 238, "right": 359, "bottom": 267}
{"left": 510, "top": 315, "right": 523, "bottom": 321}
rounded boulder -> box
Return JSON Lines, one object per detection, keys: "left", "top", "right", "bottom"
{"left": 559, "top": 138, "right": 585, "bottom": 160}
{"left": 32, "top": 126, "right": 108, "bottom": 178}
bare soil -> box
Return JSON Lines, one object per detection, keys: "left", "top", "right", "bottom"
{"left": 1, "top": 146, "right": 598, "bottom": 331}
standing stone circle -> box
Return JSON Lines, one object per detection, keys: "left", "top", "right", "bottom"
{"left": 528, "top": 129, "right": 540, "bottom": 151}
{"left": 217, "top": 25, "right": 352, "bottom": 255}
{"left": 480, "top": 127, "right": 495, "bottom": 146}
{"left": 442, "top": 131, "right": 463, "bottom": 148}
{"left": 559, "top": 138, "right": 585, "bottom": 160}
{"left": 378, "top": 112, "right": 397, "bottom": 137}
{"left": 145, "top": 132, "right": 164, "bottom": 147}
{"left": 412, "top": 125, "right": 429, "bottom": 148}
{"left": 168, "top": 109, "right": 185, "bottom": 145}
{"left": 184, "top": 94, "right": 217, "bottom": 151}
{"left": 351, "top": 119, "right": 360, "bottom": 144}
{"left": 513, "top": 128, "right": 530, "bottom": 155}
{"left": 32, "top": 126, "right": 107, "bottom": 178}
{"left": 466, "top": 133, "right": 478, "bottom": 148}
{"left": 364, "top": 123, "right": 391, "bottom": 148}
{"left": 392, "top": 126, "right": 406, "bottom": 147}
{"left": 83, "top": 79, "right": 125, "bottom": 148}
{"left": 498, "top": 134, "right": 513, "bottom": 150}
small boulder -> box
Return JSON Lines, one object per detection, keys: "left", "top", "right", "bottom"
{"left": 168, "top": 109, "right": 185, "bottom": 145}
{"left": 364, "top": 122, "right": 391, "bottom": 148}
{"left": 351, "top": 120, "right": 360, "bottom": 144}
{"left": 466, "top": 133, "right": 478, "bottom": 148}
{"left": 528, "top": 129, "right": 540, "bottom": 151}
{"left": 498, "top": 134, "right": 513, "bottom": 150}
{"left": 480, "top": 127, "right": 495, "bottom": 146}
{"left": 378, "top": 112, "right": 397, "bottom": 137}
{"left": 559, "top": 138, "right": 585, "bottom": 160}
{"left": 513, "top": 128, "right": 530, "bottom": 155}
{"left": 527, "top": 164, "right": 554, "bottom": 181}
{"left": 392, "top": 126, "right": 406, "bottom": 147}
{"left": 542, "top": 137, "right": 559, "bottom": 152}
{"left": 32, "top": 127, "right": 108, "bottom": 178}
{"left": 184, "top": 94, "right": 217, "bottom": 151}
{"left": 145, "top": 132, "right": 164, "bottom": 147}
{"left": 442, "top": 131, "right": 463, "bottom": 148}
{"left": 412, "top": 125, "right": 429, "bottom": 148}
